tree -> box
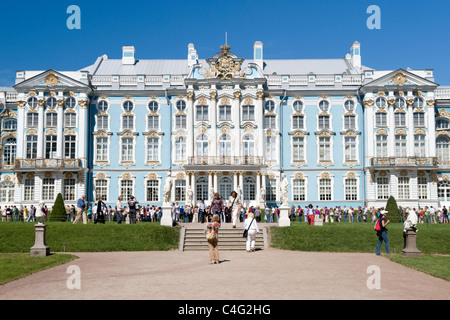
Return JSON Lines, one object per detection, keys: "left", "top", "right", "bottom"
{"left": 385, "top": 195, "right": 401, "bottom": 223}
{"left": 49, "top": 193, "right": 66, "bottom": 222}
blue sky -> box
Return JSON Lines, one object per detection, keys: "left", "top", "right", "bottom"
{"left": 0, "top": 0, "right": 449, "bottom": 86}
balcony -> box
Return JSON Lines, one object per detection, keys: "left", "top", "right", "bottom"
{"left": 370, "top": 157, "right": 437, "bottom": 168}
{"left": 187, "top": 156, "right": 265, "bottom": 167}
{"left": 15, "top": 158, "right": 83, "bottom": 171}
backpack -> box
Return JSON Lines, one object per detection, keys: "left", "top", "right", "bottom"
{"left": 374, "top": 218, "right": 381, "bottom": 232}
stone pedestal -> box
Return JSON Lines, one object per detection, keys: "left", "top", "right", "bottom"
{"left": 30, "top": 223, "right": 50, "bottom": 257}
{"left": 314, "top": 215, "right": 324, "bottom": 226}
{"left": 402, "top": 228, "right": 422, "bottom": 257}
{"left": 278, "top": 206, "right": 291, "bottom": 227}
{"left": 161, "top": 205, "right": 173, "bottom": 227}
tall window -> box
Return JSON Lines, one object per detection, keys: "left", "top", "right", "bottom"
{"left": 418, "top": 177, "right": 428, "bottom": 200}
{"left": 413, "top": 112, "right": 425, "bottom": 127}
{"left": 437, "top": 137, "right": 450, "bottom": 163}
{"left": 292, "top": 115, "right": 304, "bottom": 130}
{"left": 46, "top": 113, "right": 58, "bottom": 128}
{"left": 318, "top": 137, "right": 331, "bottom": 162}
{"left": 318, "top": 115, "right": 330, "bottom": 130}
{"left": 377, "top": 177, "right": 389, "bottom": 200}
{"left": 147, "top": 115, "right": 159, "bottom": 130}
{"left": 266, "top": 179, "right": 277, "bottom": 202}
{"left": 196, "top": 105, "right": 208, "bottom": 121}
{"left": 395, "top": 135, "right": 407, "bottom": 158}
{"left": 414, "top": 135, "right": 426, "bottom": 157}
{"left": 175, "top": 115, "right": 187, "bottom": 129}
{"left": 319, "top": 179, "right": 332, "bottom": 201}
{"left": 42, "top": 178, "right": 55, "bottom": 201}
{"left": 436, "top": 119, "right": 449, "bottom": 130}
{"left": 146, "top": 180, "right": 159, "bottom": 202}
{"left": 96, "top": 137, "right": 108, "bottom": 162}
{"left": 345, "top": 179, "right": 358, "bottom": 201}
{"left": 24, "top": 178, "right": 35, "bottom": 201}
{"left": 175, "top": 136, "right": 186, "bottom": 161}
{"left": 120, "top": 180, "right": 133, "bottom": 200}
{"left": 242, "top": 105, "right": 255, "bottom": 121}
{"left": 97, "top": 115, "right": 109, "bottom": 131}
{"left": 196, "top": 177, "right": 208, "bottom": 201}
{"left": 45, "top": 135, "right": 58, "bottom": 159}
{"left": 121, "top": 137, "right": 134, "bottom": 162}
{"left": 375, "top": 112, "right": 387, "bottom": 127}
{"left": 343, "top": 115, "right": 356, "bottom": 130}
{"left": 64, "top": 113, "right": 76, "bottom": 127}
{"left": 292, "top": 179, "right": 306, "bottom": 201}
{"left": 196, "top": 134, "right": 208, "bottom": 158}
{"left": 243, "top": 177, "right": 256, "bottom": 201}
{"left": 398, "top": 177, "right": 410, "bottom": 199}
{"left": 264, "top": 115, "right": 276, "bottom": 129}
{"left": 27, "top": 113, "right": 38, "bottom": 127}
{"left": 64, "top": 135, "right": 76, "bottom": 159}
{"left": 219, "top": 105, "right": 231, "bottom": 121}
{"left": 438, "top": 181, "right": 450, "bottom": 202}
{"left": 242, "top": 134, "right": 254, "bottom": 158}
{"left": 265, "top": 136, "right": 277, "bottom": 162}
{"left": 95, "top": 179, "right": 108, "bottom": 201}
{"left": 147, "top": 137, "right": 159, "bottom": 162}
{"left": 219, "top": 177, "right": 232, "bottom": 199}
{"left": 63, "top": 178, "right": 76, "bottom": 201}
{"left": 0, "top": 181, "right": 14, "bottom": 203}
{"left": 394, "top": 112, "right": 406, "bottom": 127}
{"left": 292, "top": 137, "right": 305, "bottom": 162}
{"left": 219, "top": 134, "right": 232, "bottom": 157}
{"left": 344, "top": 137, "right": 357, "bottom": 162}
{"left": 2, "top": 118, "right": 17, "bottom": 131}
{"left": 122, "top": 115, "right": 134, "bottom": 130}
{"left": 3, "top": 138, "right": 16, "bottom": 165}
{"left": 376, "top": 135, "right": 388, "bottom": 157}
{"left": 26, "top": 135, "right": 38, "bottom": 159}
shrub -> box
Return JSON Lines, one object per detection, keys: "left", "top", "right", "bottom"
{"left": 49, "top": 193, "right": 66, "bottom": 222}
{"left": 385, "top": 195, "right": 401, "bottom": 223}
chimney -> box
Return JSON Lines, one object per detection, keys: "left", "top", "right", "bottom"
{"left": 122, "top": 46, "right": 135, "bottom": 65}
{"left": 187, "top": 43, "right": 198, "bottom": 68}
{"left": 253, "top": 41, "right": 263, "bottom": 69}
{"left": 350, "top": 41, "right": 361, "bottom": 69}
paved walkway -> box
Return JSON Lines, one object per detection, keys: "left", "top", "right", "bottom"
{"left": 0, "top": 248, "right": 448, "bottom": 300}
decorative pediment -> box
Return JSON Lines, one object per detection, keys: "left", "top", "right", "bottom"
{"left": 204, "top": 45, "right": 247, "bottom": 80}
{"left": 14, "top": 69, "right": 90, "bottom": 92}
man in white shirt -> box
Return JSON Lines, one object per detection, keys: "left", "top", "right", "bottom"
{"left": 116, "top": 196, "right": 123, "bottom": 224}
{"left": 429, "top": 206, "right": 436, "bottom": 224}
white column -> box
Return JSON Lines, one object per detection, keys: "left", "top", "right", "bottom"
{"left": 407, "top": 99, "right": 414, "bottom": 157}
{"left": 208, "top": 171, "right": 213, "bottom": 203}
{"left": 239, "top": 171, "right": 243, "bottom": 190}
{"left": 256, "top": 172, "right": 261, "bottom": 204}
{"left": 36, "top": 99, "right": 44, "bottom": 159}
{"left": 56, "top": 100, "right": 64, "bottom": 158}
{"left": 78, "top": 100, "right": 88, "bottom": 161}
{"left": 233, "top": 91, "right": 241, "bottom": 157}
{"left": 387, "top": 103, "right": 395, "bottom": 157}
{"left": 364, "top": 100, "right": 374, "bottom": 166}
{"left": 213, "top": 171, "right": 218, "bottom": 192}
{"left": 233, "top": 171, "right": 238, "bottom": 192}
{"left": 256, "top": 93, "right": 264, "bottom": 157}
{"left": 210, "top": 91, "right": 217, "bottom": 157}
{"left": 191, "top": 174, "right": 196, "bottom": 206}
{"left": 16, "top": 102, "right": 25, "bottom": 159}
{"left": 187, "top": 95, "right": 194, "bottom": 159}
{"left": 427, "top": 100, "right": 436, "bottom": 157}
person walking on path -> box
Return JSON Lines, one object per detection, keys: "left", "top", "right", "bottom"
{"left": 229, "top": 191, "right": 241, "bottom": 228}
{"left": 95, "top": 196, "right": 106, "bottom": 224}
{"left": 211, "top": 193, "right": 224, "bottom": 223}
{"left": 243, "top": 212, "right": 260, "bottom": 252}
{"left": 376, "top": 210, "right": 391, "bottom": 256}
{"left": 205, "top": 214, "right": 221, "bottom": 264}
{"left": 116, "top": 196, "right": 124, "bottom": 224}
{"left": 73, "top": 195, "right": 87, "bottom": 224}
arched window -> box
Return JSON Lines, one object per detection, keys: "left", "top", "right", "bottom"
{"left": 219, "top": 134, "right": 232, "bottom": 157}
{"left": 219, "top": 177, "right": 232, "bottom": 200}
{"left": 196, "top": 177, "right": 208, "bottom": 201}
{"left": 0, "top": 181, "right": 14, "bottom": 203}
{"left": 293, "top": 100, "right": 303, "bottom": 112}
{"left": 242, "top": 134, "right": 254, "bottom": 158}
{"left": 243, "top": 177, "right": 256, "bottom": 201}
{"left": 3, "top": 137, "right": 16, "bottom": 165}
{"left": 97, "top": 100, "right": 108, "bottom": 112}
{"left": 123, "top": 100, "right": 134, "bottom": 112}
{"left": 2, "top": 118, "right": 16, "bottom": 131}
{"left": 375, "top": 97, "right": 386, "bottom": 109}
{"left": 175, "top": 136, "right": 186, "bottom": 161}
{"left": 148, "top": 101, "right": 159, "bottom": 112}
{"left": 319, "top": 100, "right": 330, "bottom": 112}
{"left": 46, "top": 97, "right": 57, "bottom": 109}
{"left": 176, "top": 100, "right": 186, "bottom": 111}
{"left": 264, "top": 100, "right": 275, "bottom": 112}
{"left": 65, "top": 97, "right": 77, "bottom": 109}
{"left": 438, "top": 180, "right": 450, "bottom": 202}
{"left": 437, "top": 137, "right": 450, "bottom": 164}
{"left": 196, "top": 134, "right": 208, "bottom": 158}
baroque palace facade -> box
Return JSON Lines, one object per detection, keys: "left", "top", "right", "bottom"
{"left": 1, "top": 41, "right": 450, "bottom": 210}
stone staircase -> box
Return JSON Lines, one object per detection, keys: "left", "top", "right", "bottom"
{"left": 179, "top": 227, "right": 268, "bottom": 251}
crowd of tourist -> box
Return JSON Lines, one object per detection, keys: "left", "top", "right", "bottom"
{"left": 1, "top": 200, "right": 449, "bottom": 225}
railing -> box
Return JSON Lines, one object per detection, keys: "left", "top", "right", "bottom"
{"left": 290, "top": 75, "right": 308, "bottom": 86}
{"left": 15, "top": 158, "right": 82, "bottom": 170}
{"left": 5, "top": 92, "right": 18, "bottom": 102}
{"left": 315, "top": 76, "right": 335, "bottom": 86}
{"left": 342, "top": 75, "right": 362, "bottom": 86}
{"left": 187, "top": 156, "right": 265, "bottom": 166}
{"left": 371, "top": 157, "right": 437, "bottom": 167}
{"left": 91, "top": 75, "right": 113, "bottom": 86}
{"left": 435, "top": 87, "right": 450, "bottom": 99}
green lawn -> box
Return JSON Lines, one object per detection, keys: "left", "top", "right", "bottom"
{"left": 0, "top": 253, "right": 78, "bottom": 285}
{"left": 270, "top": 221, "right": 450, "bottom": 281}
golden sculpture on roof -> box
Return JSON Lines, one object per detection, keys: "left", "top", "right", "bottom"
{"left": 205, "top": 44, "right": 246, "bottom": 79}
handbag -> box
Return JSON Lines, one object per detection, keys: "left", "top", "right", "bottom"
{"left": 225, "top": 197, "right": 236, "bottom": 216}
{"left": 243, "top": 218, "right": 255, "bottom": 238}
{"left": 206, "top": 223, "right": 217, "bottom": 240}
